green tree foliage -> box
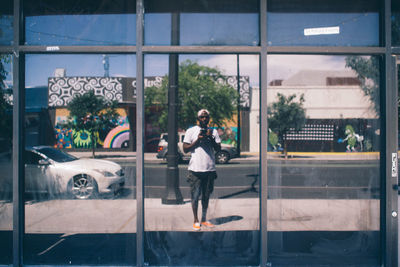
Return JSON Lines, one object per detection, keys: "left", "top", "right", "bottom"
{"left": 392, "top": 13, "right": 400, "bottom": 45}
{"left": 345, "top": 56, "right": 380, "bottom": 114}
{"left": 0, "top": 55, "right": 12, "bottom": 151}
{"left": 145, "top": 60, "right": 239, "bottom": 132}
{"left": 268, "top": 93, "right": 306, "bottom": 158}
{"left": 66, "top": 90, "right": 119, "bottom": 157}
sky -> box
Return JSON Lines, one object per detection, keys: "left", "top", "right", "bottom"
{"left": 3, "top": 54, "right": 350, "bottom": 89}
{"left": 1, "top": 10, "right": 379, "bottom": 88}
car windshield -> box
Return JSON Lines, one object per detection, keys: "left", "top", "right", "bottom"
{"left": 36, "top": 147, "right": 77, "bottom": 163}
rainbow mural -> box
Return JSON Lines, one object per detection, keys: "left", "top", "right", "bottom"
{"left": 103, "top": 125, "right": 130, "bottom": 148}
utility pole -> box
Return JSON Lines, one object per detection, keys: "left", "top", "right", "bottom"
{"left": 102, "top": 54, "right": 109, "bottom": 77}
{"left": 236, "top": 54, "right": 241, "bottom": 156}
{"left": 162, "top": 12, "right": 183, "bottom": 205}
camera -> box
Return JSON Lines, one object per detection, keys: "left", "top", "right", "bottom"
{"left": 200, "top": 128, "right": 208, "bottom": 136}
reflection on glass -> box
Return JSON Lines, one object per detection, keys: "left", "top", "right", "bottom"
{"left": 0, "top": 1, "right": 13, "bottom": 46}
{"left": 267, "top": 0, "right": 380, "bottom": 46}
{"left": 144, "top": 54, "right": 260, "bottom": 266}
{"left": 267, "top": 55, "right": 380, "bottom": 265}
{"left": 0, "top": 54, "right": 12, "bottom": 264}
{"left": 393, "top": 1, "right": 400, "bottom": 46}
{"left": 23, "top": 54, "right": 136, "bottom": 265}
{"left": 24, "top": 0, "right": 136, "bottom": 46}
{"left": 144, "top": 0, "right": 259, "bottom": 46}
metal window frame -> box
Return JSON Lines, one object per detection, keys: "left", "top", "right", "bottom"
{"left": 4, "top": 0, "right": 398, "bottom": 266}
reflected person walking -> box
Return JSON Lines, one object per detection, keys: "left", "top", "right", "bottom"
{"left": 183, "top": 109, "right": 221, "bottom": 231}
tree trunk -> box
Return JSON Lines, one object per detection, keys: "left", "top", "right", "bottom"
{"left": 91, "top": 131, "right": 96, "bottom": 158}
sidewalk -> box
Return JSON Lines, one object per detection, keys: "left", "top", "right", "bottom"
{"left": 0, "top": 198, "right": 379, "bottom": 233}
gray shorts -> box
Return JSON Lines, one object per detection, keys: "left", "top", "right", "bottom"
{"left": 187, "top": 171, "right": 217, "bottom": 201}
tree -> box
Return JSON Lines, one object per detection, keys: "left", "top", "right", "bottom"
{"left": 66, "top": 91, "right": 119, "bottom": 158}
{"left": 145, "top": 60, "right": 239, "bottom": 131}
{"left": 345, "top": 56, "right": 380, "bottom": 114}
{"left": 268, "top": 93, "right": 306, "bottom": 159}
{"left": 0, "top": 55, "right": 12, "bottom": 151}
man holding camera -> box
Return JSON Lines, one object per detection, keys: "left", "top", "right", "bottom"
{"left": 183, "top": 109, "right": 221, "bottom": 231}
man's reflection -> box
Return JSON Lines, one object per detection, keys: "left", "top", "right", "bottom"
{"left": 183, "top": 109, "right": 221, "bottom": 231}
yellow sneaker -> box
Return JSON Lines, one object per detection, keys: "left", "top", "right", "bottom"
{"left": 201, "top": 221, "right": 215, "bottom": 228}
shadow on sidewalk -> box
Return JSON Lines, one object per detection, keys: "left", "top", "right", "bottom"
{"left": 218, "top": 174, "right": 258, "bottom": 199}
{"left": 210, "top": 215, "right": 243, "bottom": 226}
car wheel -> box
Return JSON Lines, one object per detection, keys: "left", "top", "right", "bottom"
{"left": 216, "top": 151, "right": 229, "bottom": 164}
{"left": 68, "top": 174, "right": 98, "bottom": 199}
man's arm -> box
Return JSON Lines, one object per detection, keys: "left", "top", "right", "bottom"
{"left": 183, "top": 140, "right": 198, "bottom": 153}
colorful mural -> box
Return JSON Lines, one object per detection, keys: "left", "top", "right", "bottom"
{"left": 54, "top": 113, "right": 131, "bottom": 149}
{"left": 103, "top": 125, "right": 130, "bottom": 148}
{"left": 54, "top": 126, "right": 73, "bottom": 149}
{"left": 216, "top": 126, "right": 238, "bottom": 146}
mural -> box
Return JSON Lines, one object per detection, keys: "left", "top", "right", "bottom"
{"left": 338, "top": 124, "right": 364, "bottom": 152}
{"left": 48, "top": 76, "right": 136, "bottom": 107}
{"left": 216, "top": 127, "right": 238, "bottom": 146}
{"left": 54, "top": 115, "right": 131, "bottom": 149}
{"left": 54, "top": 126, "right": 73, "bottom": 149}
{"left": 103, "top": 125, "right": 130, "bottom": 148}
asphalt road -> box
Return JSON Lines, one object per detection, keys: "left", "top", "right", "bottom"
{"left": 117, "top": 159, "right": 380, "bottom": 200}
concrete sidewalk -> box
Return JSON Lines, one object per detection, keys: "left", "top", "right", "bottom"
{"left": 0, "top": 198, "right": 379, "bottom": 233}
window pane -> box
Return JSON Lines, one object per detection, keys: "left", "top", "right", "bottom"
{"left": 0, "top": 0, "right": 13, "bottom": 46}
{"left": 24, "top": 0, "right": 136, "bottom": 46}
{"left": 144, "top": 0, "right": 259, "bottom": 46}
{"left": 266, "top": 55, "right": 380, "bottom": 265}
{"left": 0, "top": 54, "right": 12, "bottom": 264}
{"left": 24, "top": 54, "right": 136, "bottom": 265}
{"left": 144, "top": 54, "right": 260, "bottom": 265}
{"left": 267, "top": 0, "right": 380, "bottom": 46}
{"left": 393, "top": 1, "right": 400, "bottom": 46}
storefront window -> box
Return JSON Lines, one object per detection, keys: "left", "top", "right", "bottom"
{"left": 393, "top": 1, "right": 400, "bottom": 46}
{"left": 0, "top": 54, "right": 12, "bottom": 265}
{"left": 0, "top": 0, "right": 13, "bottom": 46}
{"left": 266, "top": 55, "right": 381, "bottom": 265}
{"left": 23, "top": 54, "right": 136, "bottom": 265}
{"left": 267, "top": 0, "right": 380, "bottom": 46}
{"left": 144, "top": 54, "right": 260, "bottom": 265}
{"left": 144, "top": 0, "right": 259, "bottom": 46}
{"left": 24, "top": 0, "right": 136, "bottom": 46}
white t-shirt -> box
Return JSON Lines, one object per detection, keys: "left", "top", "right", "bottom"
{"left": 183, "top": 125, "right": 221, "bottom": 172}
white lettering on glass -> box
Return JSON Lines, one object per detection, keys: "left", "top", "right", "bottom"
{"left": 304, "top": 26, "right": 340, "bottom": 36}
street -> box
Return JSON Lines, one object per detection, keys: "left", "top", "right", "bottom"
{"left": 117, "top": 158, "right": 380, "bottom": 200}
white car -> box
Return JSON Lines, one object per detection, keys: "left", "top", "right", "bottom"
{"left": 25, "top": 146, "right": 125, "bottom": 199}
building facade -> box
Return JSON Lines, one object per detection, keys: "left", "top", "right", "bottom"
{"left": 0, "top": 0, "right": 399, "bottom": 266}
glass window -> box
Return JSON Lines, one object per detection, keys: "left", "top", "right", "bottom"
{"left": 393, "top": 1, "right": 400, "bottom": 46}
{"left": 144, "top": 54, "right": 260, "bottom": 265}
{"left": 144, "top": 0, "right": 259, "bottom": 46}
{"left": 24, "top": 0, "right": 136, "bottom": 46}
{"left": 24, "top": 54, "right": 136, "bottom": 265}
{"left": 266, "top": 55, "right": 381, "bottom": 265}
{"left": 0, "top": 54, "right": 12, "bottom": 265}
{"left": 267, "top": 0, "right": 380, "bottom": 46}
{"left": 0, "top": 0, "right": 13, "bottom": 46}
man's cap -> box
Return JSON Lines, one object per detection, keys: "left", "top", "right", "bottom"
{"left": 197, "top": 109, "right": 210, "bottom": 117}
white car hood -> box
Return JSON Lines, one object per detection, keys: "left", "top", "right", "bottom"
{"left": 57, "top": 158, "right": 121, "bottom": 173}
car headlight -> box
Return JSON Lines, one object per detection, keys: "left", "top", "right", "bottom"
{"left": 95, "top": 170, "right": 115, "bottom": 177}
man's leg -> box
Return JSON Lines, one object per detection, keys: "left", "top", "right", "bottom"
{"left": 201, "top": 172, "right": 215, "bottom": 223}
{"left": 188, "top": 171, "right": 201, "bottom": 223}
